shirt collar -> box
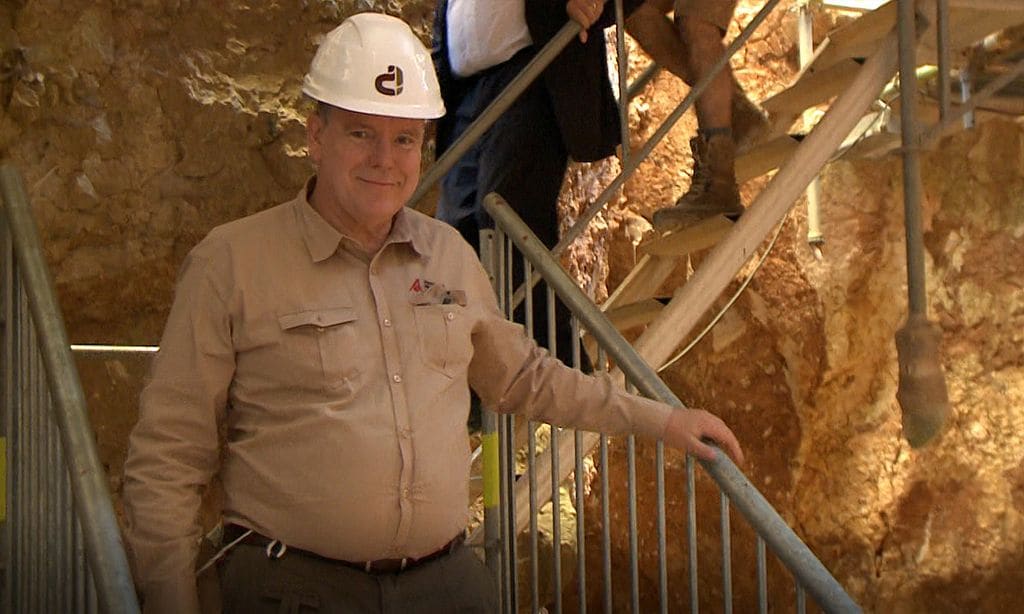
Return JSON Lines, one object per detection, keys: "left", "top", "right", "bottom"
{"left": 294, "top": 176, "right": 428, "bottom": 263}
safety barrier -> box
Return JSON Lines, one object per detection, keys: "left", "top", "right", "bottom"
{"left": 479, "top": 193, "right": 860, "bottom": 613}
{"left": 0, "top": 166, "right": 139, "bottom": 613}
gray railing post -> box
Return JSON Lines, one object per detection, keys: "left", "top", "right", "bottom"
{"left": 0, "top": 165, "right": 139, "bottom": 613}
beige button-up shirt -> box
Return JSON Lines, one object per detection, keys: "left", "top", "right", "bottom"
{"left": 123, "top": 180, "right": 671, "bottom": 611}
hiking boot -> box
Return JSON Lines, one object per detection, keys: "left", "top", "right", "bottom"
{"left": 731, "top": 84, "right": 770, "bottom": 151}
{"left": 651, "top": 134, "right": 743, "bottom": 232}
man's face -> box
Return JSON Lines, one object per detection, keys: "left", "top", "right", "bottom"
{"left": 307, "top": 106, "right": 425, "bottom": 228}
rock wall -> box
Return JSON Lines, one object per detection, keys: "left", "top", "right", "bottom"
{"left": 4, "top": 1, "right": 1023, "bottom": 612}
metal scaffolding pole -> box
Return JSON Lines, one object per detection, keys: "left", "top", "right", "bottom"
{"left": 893, "top": 0, "right": 951, "bottom": 447}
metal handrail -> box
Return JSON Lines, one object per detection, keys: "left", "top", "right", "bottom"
{"left": 0, "top": 165, "right": 140, "bottom": 613}
{"left": 485, "top": 192, "right": 860, "bottom": 613}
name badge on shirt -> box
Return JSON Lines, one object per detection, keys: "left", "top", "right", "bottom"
{"left": 409, "top": 279, "right": 467, "bottom": 307}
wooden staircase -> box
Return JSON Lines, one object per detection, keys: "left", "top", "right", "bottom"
{"left": 469, "top": 0, "right": 1024, "bottom": 542}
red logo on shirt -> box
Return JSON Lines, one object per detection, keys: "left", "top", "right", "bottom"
{"left": 409, "top": 278, "right": 435, "bottom": 294}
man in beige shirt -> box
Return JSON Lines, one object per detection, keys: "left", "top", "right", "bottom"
{"left": 123, "top": 12, "right": 742, "bottom": 614}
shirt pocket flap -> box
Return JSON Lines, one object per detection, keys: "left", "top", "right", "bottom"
{"left": 277, "top": 307, "right": 358, "bottom": 330}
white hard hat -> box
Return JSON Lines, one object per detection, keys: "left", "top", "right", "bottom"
{"left": 303, "top": 13, "right": 445, "bottom": 120}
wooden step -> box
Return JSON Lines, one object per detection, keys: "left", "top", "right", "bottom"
{"left": 736, "top": 134, "right": 802, "bottom": 183}
{"left": 639, "top": 215, "right": 735, "bottom": 258}
{"left": 605, "top": 298, "right": 665, "bottom": 331}
{"left": 602, "top": 253, "right": 678, "bottom": 311}
{"left": 762, "top": 58, "right": 863, "bottom": 121}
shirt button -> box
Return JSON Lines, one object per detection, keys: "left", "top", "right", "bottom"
{"left": 400, "top": 428, "right": 412, "bottom": 439}
{"left": 392, "top": 373, "right": 402, "bottom": 383}
{"left": 401, "top": 488, "right": 410, "bottom": 499}
{"left": 446, "top": 312, "right": 455, "bottom": 321}
{"left": 383, "top": 318, "right": 392, "bottom": 327}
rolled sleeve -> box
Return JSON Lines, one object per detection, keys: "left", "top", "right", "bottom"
{"left": 122, "top": 245, "right": 235, "bottom": 613}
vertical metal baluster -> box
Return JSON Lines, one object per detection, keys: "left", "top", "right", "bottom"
{"left": 572, "top": 318, "right": 587, "bottom": 614}
{"left": 614, "top": 0, "right": 631, "bottom": 165}
{"left": 60, "top": 443, "right": 71, "bottom": 614}
{"left": 524, "top": 261, "right": 540, "bottom": 613}
{"left": 1, "top": 220, "right": 12, "bottom": 614}
{"left": 796, "top": 582, "right": 806, "bottom": 614}
{"left": 489, "top": 229, "right": 507, "bottom": 613}
{"left": 75, "top": 519, "right": 85, "bottom": 612}
{"left": 687, "top": 455, "right": 699, "bottom": 614}
{"left": 721, "top": 493, "right": 732, "bottom": 614}
{"left": 548, "top": 287, "right": 562, "bottom": 614}
{"left": 88, "top": 563, "right": 98, "bottom": 614}
{"left": 656, "top": 439, "right": 667, "bottom": 614}
{"left": 43, "top": 361, "right": 55, "bottom": 614}
{"left": 598, "top": 346, "right": 612, "bottom": 614}
{"left": 27, "top": 303, "right": 39, "bottom": 614}
{"left": 936, "top": 0, "right": 951, "bottom": 122}
{"left": 757, "top": 536, "right": 767, "bottom": 614}
{"left": 504, "top": 233, "right": 519, "bottom": 614}
{"left": 10, "top": 258, "right": 23, "bottom": 613}
{"left": 528, "top": 423, "right": 539, "bottom": 614}
{"left": 626, "top": 402, "right": 639, "bottom": 614}
{"left": 17, "top": 278, "right": 27, "bottom": 613}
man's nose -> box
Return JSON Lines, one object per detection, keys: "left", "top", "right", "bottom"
{"left": 368, "top": 138, "right": 395, "bottom": 168}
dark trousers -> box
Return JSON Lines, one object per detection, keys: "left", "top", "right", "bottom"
{"left": 219, "top": 543, "right": 496, "bottom": 614}
{"left": 436, "top": 51, "right": 585, "bottom": 371}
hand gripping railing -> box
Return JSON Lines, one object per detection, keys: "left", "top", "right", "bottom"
{"left": 483, "top": 192, "right": 860, "bottom": 613}
{"left": 1, "top": 165, "right": 140, "bottom": 613}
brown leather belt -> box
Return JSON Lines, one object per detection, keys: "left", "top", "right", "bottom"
{"left": 222, "top": 523, "right": 464, "bottom": 575}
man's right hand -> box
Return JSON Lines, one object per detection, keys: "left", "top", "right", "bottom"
{"left": 662, "top": 407, "right": 744, "bottom": 464}
{"left": 566, "top": 0, "right": 605, "bottom": 42}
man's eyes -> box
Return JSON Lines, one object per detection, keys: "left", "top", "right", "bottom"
{"left": 346, "top": 130, "right": 421, "bottom": 147}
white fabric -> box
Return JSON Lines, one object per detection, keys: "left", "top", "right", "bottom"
{"left": 447, "top": 0, "right": 533, "bottom": 78}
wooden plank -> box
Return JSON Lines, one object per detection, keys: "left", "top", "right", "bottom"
{"left": 948, "top": 0, "right": 1024, "bottom": 10}
{"left": 917, "top": 8, "right": 1024, "bottom": 65}
{"left": 762, "top": 58, "right": 863, "bottom": 119}
{"left": 837, "top": 130, "right": 901, "bottom": 159}
{"left": 602, "top": 253, "right": 679, "bottom": 311}
{"left": 812, "top": 1, "right": 898, "bottom": 73}
{"left": 605, "top": 298, "right": 665, "bottom": 331}
{"left": 639, "top": 215, "right": 734, "bottom": 257}
{"left": 735, "top": 134, "right": 801, "bottom": 183}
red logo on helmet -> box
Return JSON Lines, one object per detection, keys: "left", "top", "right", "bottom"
{"left": 374, "top": 65, "right": 404, "bottom": 96}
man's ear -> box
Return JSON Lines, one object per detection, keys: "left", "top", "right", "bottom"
{"left": 307, "top": 110, "right": 324, "bottom": 166}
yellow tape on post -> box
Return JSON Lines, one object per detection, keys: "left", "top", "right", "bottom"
{"left": 482, "top": 432, "right": 499, "bottom": 508}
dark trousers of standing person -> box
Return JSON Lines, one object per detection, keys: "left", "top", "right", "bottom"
{"left": 219, "top": 542, "right": 496, "bottom": 613}
{"left": 436, "top": 50, "right": 587, "bottom": 376}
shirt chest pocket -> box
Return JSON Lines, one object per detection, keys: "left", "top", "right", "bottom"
{"left": 413, "top": 304, "right": 472, "bottom": 379}
{"left": 277, "top": 307, "right": 361, "bottom": 392}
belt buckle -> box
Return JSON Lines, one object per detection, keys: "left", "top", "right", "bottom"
{"left": 364, "top": 558, "right": 409, "bottom": 574}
